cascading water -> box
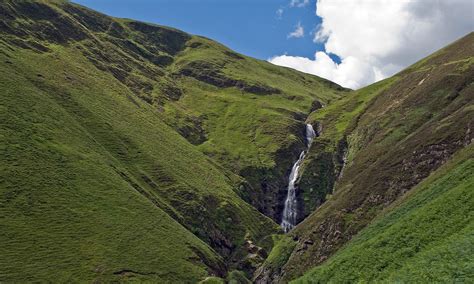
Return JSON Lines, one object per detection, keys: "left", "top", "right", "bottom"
{"left": 281, "top": 124, "right": 316, "bottom": 233}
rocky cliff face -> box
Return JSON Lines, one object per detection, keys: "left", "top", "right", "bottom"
{"left": 240, "top": 122, "right": 308, "bottom": 222}
{"left": 295, "top": 138, "right": 346, "bottom": 222}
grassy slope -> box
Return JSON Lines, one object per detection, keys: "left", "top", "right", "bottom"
{"left": 2, "top": 1, "right": 471, "bottom": 282}
{"left": 1, "top": 0, "right": 347, "bottom": 226}
{"left": 256, "top": 33, "right": 474, "bottom": 282}
{"left": 0, "top": 0, "right": 340, "bottom": 280}
{"left": 162, "top": 36, "right": 347, "bottom": 221}
{"left": 169, "top": 36, "right": 344, "bottom": 172}
{"left": 295, "top": 145, "right": 473, "bottom": 283}
{"left": 0, "top": 47, "right": 225, "bottom": 282}
{"left": 295, "top": 77, "right": 398, "bottom": 219}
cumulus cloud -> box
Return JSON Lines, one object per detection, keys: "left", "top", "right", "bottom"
{"left": 270, "top": 0, "right": 474, "bottom": 89}
{"left": 288, "top": 22, "right": 305, "bottom": 38}
{"left": 290, "top": 0, "right": 310, "bottom": 8}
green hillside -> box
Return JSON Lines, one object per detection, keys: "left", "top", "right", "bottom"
{"left": 295, "top": 145, "right": 473, "bottom": 283}
{"left": 0, "top": 39, "right": 228, "bottom": 282}
{"left": 255, "top": 33, "right": 474, "bottom": 282}
{"left": 0, "top": 0, "right": 345, "bottom": 282}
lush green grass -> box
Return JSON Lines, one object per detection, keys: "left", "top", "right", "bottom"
{"left": 166, "top": 35, "right": 346, "bottom": 173}
{"left": 2, "top": 1, "right": 472, "bottom": 282}
{"left": 294, "top": 146, "right": 474, "bottom": 283}
{"left": 152, "top": 15, "right": 348, "bottom": 221}
{"left": 307, "top": 77, "right": 397, "bottom": 148}
{"left": 0, "top": 0, "right": 346, "bottom": 280}
{"left": 263, "top": 235, "right": 297, "bottom": 270}
{"left": 1, "top": 0, "right": 326, "bottom": 280}
{"left": 0, "top": 47, "right": 226, "bottom": 282}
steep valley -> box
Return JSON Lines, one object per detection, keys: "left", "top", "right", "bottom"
{"left": 0, "top": 1, "right": 473, "bottom": 283}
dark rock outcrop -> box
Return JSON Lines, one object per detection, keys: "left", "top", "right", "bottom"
{"left": 178, "top": 60, "right": 282, "bottom": 95}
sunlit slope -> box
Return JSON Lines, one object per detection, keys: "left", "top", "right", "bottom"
{"left": 162, "top": 36, "right": 348, "bottom": 221}
{"left": 0, "top": 0, "right": 310, "bottom": 281}
{"left": 0, "top": 0, "right": 347, "bottom": 227}
{"left": 0, "top": 47, "right": 227, "bottom": 282}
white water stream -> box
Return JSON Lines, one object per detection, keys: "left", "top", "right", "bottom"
{"left": 281, "top": 124, "right": 316, "bottom": 233}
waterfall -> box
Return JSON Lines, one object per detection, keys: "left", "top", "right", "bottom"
{"left": 281, "top": 124, "right": 316, "bottom": 233}
{"left": 305, "top": 123, "right": 316, "bottom": 146}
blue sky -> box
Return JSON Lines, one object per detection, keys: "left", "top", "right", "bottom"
{"left": 72, "top": 0, "right": 472, "bottom": 89}
{"left": 72, "top": 0, "right": 325, "bottom": 60}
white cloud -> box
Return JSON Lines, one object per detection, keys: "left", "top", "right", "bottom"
{"left": 288, "top": 22, "right": 305, "bottom": 38}
{"left": 276, "top": 8, "right": 284, "bottom": 19}
{"left": 269, "top": 52, "right": 381, "bottom": 89}
{"left": 270, "top": 0, "right": 474, "bottom": 89}
{"left": 290, "top": 0, "right": 310, "bottom": 8}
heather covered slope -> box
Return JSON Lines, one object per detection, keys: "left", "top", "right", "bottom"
{"left": 295, "top": 145, "right": 473, "bottom": 283}
{"left": 256, "top": 33, "right": 474, "bottom": 282}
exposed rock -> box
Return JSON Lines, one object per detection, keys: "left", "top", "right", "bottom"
{"left": 310, "top": 100, "right": 323, "bottom": 112}
{"left": 176, "top": 117, "right": 208, "bottom": 145}
{"left": 125, "top": 21, "right": 190, "bottom": 56}
{"left": 178, "top": 60, "right": 282, "bottom": 95}
{"left": 239, "top": 123, "right": 307, "bottom": 223}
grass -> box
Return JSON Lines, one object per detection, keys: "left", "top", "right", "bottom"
{"left": 294, "top": 75, "right": 398, "bottom": 219}
{"left": 0, "top": 0, "right": 347, "bottom": 280}
{"left": 166, "top": 35, "right": 346, "bottom": 173}
{"left": 307, "top": 76, "right": 397, "bottom": 149}
{"left": 1, "top": 0, "right": 332, "bottom": 280}
{"left": 0, "top": 47, "right": 225, "bottom": 282}
{"left": 294, "top": 146, "right": 474, "bottom": 283}
{"left": 263, "top": 235, "right": 297, "bottom": 270}
{"left": 154, "top": 20, "right": 348, "bottom": 221}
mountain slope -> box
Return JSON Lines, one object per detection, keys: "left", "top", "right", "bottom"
{"left": 167, "top": 39, "right": 346, "bottom": 221}
{"left": 2, "top": 1, "right": 472, "bottom": 282}
{"left": 0, "top": 42, "right": 228, "bottom": 282}
{"left": 0, "top": 0, "right": 346, "bottom": 281}
{"left": 295, "top": 145, "right": 473, "bottom": 282}
{"left": 0, "top": 0, "right": 342, "bottom": 281}
{"left": 0, "top": 0, "right": 347, "bottom": 226}
{"left": 256, "top": 32, "right": 474, "bottom": 282}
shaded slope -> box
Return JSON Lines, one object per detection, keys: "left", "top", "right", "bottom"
{"left": 295, "top": 145, "right": 473, "bottom": 283}
{"left": 256, "top": 32, "right": 474, "bottom": 282}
